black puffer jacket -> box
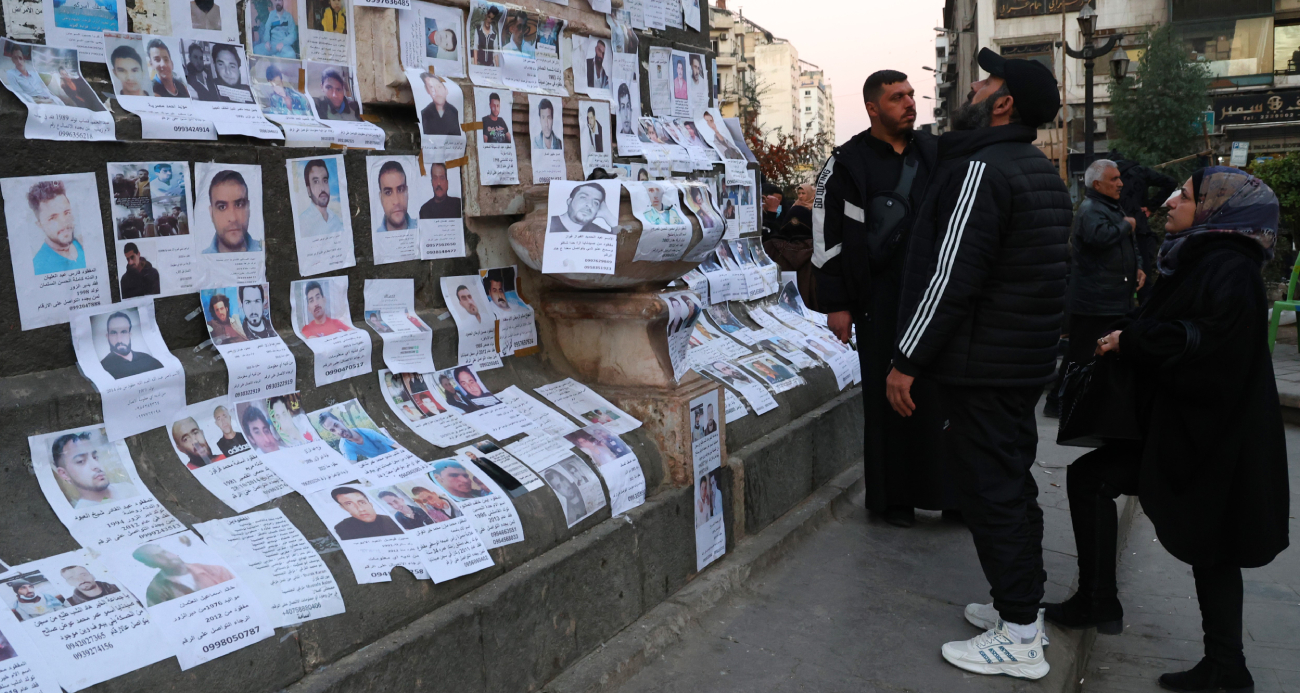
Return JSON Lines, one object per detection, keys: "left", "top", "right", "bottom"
{"left": 892, "top": 124, "right": 1072, "bottom": 386}
{"left": 1069, "top": 189, "right": 1140, "bottom": 316}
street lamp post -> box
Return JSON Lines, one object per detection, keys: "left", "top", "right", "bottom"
{"left": 1064, "top": 3, "right": 1122, "bottom": 160}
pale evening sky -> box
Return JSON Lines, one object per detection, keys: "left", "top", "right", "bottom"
{"left": 728, "top": 0, "right": 948, "bottom": 144}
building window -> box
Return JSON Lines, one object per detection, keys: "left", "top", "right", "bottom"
{"left": 1276, "top": 22, "right": 1300, "bottom": 74}
{"left": 1179, "top": 17, "right": 1274, "bottom": 78}
{"left": 1000, "top": 42, "right": 1054, "bottom": 73}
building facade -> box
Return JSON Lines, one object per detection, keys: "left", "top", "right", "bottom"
{"left": 800, "top": 62, "right": 836, "bottom": 158}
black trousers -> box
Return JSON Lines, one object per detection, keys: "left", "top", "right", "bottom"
{"left": 940, "top": 384, "right": 1045, "bottom": 625}
{"left": 1068, "top": 446, "right": 1246, "bottom": 669}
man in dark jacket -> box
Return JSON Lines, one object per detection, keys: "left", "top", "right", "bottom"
{"left": 811, "top": 69, "right": 953, "bottom": 528}
{"left": 885, "top": 49, "right": 1072, "bottom": 678}
{"left": 1113, "top": 154, "right": 1178, "bottom": 305}
{"left": 119, "top": 243, "right": 160, "bottom": 298}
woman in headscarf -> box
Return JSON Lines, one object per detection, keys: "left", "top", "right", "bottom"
{"left": 1044, "top": 168, "right": 1289, "bottom": 692}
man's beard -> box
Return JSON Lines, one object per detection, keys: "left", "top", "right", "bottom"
{"left": 951, "top": 96, "right": 996, "bottom": 131}
{"left": 112, "top": 341, "right": 131, "bottom": 356}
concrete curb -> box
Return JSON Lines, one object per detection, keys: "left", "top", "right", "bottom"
{"left": 540, "top": 463, "right": 866, "bottom": 693}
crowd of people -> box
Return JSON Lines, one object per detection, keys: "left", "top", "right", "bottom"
{"left": 796, "top": 51, "right": 1290, "bottom": 689}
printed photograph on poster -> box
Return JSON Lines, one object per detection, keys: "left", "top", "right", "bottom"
{"left": 737, "top": 352, "right": 802, "bottom": 393}
{"left": 497, "top": 7, "right": 538, "bottom": 91}
{"left": 378, "top": 370, "right": 482, "bottom": 447}
{"left": 427, "top": 457, "right": 524, "bottom": 547}
{"left": 367, "top": 155, "right": 424, "bottom": 264}
{"left": 305, "top": 61, "right": 386, "bottom": 147}
{"left": 466, "top": 0, "right": 504, "bottom": 84}
{"left": 686, "top": 52, "right": 708, "bottom": 116}
{"left": 699, "top": 108, "right": 743, "bottom": 160}
{"left": 408, "top": 70, "right": 465, "bottom": 158}
{"left": 527, "top": 93, "right": 566, "bottom": 184}
{"left": 0, "top": 39, "right": 107, "bottom": 113}
{"left": 287, "top": 155, "right": 356, "bottom": 276}
{"left": 248, "top": 0, "right": 301, "bottom": 58}
{"left": 235, "top": 393, "right": 356, "bottom": 493}
{"left": 533, "top": 16, "right": 565, "bottom": 94}
{"left": 366, "top": 476, "right": 493, "bottom": 583}
{"left": 108, "top": 162, "right": 195, "bottom": 301}
{"left": 690, "top": 389, "right": 725, "bottom": 569}
{"left": 71, "top": 300, "right": 188, "bottom": 440}
{"left": 647, "top": 45, "right": 669, "bottom": 115}
{"left": 697, "top": 359, "right": 777, "bottom": 415}
{"left": 202, "top": 283, "right": 278, "bottom": 341}
{"left": 662, "top": 290, "right": 703, "bottom": 381}
{"left": 299, "top": 0, "right": 349, "bottom": 63}
{"left": 28, "top": 425, "right": 186, "bottom": 551}
{"left": 198, "top": 284, "right": 297, "bottom": 400}
{"left": 688, "top": 310, "right": 751, "bottom": 360}
{"left": 1, "top": 550, "right": 170, "bottom": 692}
{"left": 303, "top": 482, "right": 429, "bottom": 584}
{"left": 397, "top": 1, "right": 464, "bottom": 77}
{"left": 473, "top": 87, "right": 519, "bottom": 185}
{"left": 578, "top": 100, "right": 612, "bottom": 177}
{"left": 535, "top": 377, "right": 642, "bottom": 434}
{"left": 542, "top": 179, "right": 620, "bottom": 275}
{"left": 459, "top": 439, "right": 544, "bottom": 495}
{"left": 629, "top": 180, "right": 690, "bottom": 261}
{"left": 102, "top": 33, "right": 219, "bottom": 140}
{"left": 99, "top": 531, "right": 275, "bottom": 670}
{"left": 564, "top": 424, "right": 644, "bottom": 516}
{"left": 193, "top": 162, "right": 266, "bottom": 287}
{"left": 2, "top": 172, "right": 111, "bottom": 330}
{"left": 417, "top": 159, "right": 464, "bottom": 259}
{"left": 363, "top": 277, "right": 436, "bottom": 375}
{"left": 290, "top": 276, "right": 373, "bottom": 386}
{"left": 538, "top": 455, "right": 606, "bottom": 528}
{"left": 250, "top": 57, "right": 310, "bottom": 114}
{"left": 40, "top": 0, "right": 125, "bottom": 62}
{"left": 479, "top": 265, "right": 537, "bottom": 354}
{"left": 172, "top": 0, "right": 239, "bottom": 41}
{"left": 440, "top": 274, "right": 503, "bottom": 370}
{"left": 428, "top": 365, "right": 531, "bottom": 440}
{"left": 308, "top": 400, "right": 424, "bottom": 482}
{"left": 681, "top": 182, "right": 726, "bottom": 261}
{"left": 669, "top": 51, "right": 690, "bottom": 116}
{"left": 193, "top": 508, "right": 346, "bottom": 627}
{"left": 613, "top": 72, "right": 642, "bottom": 156}
{"left": 570, "top": 34, "right": 610, "bottom": 100}
{"left": 167, "top": 398, "right": 292, "bottom": 512}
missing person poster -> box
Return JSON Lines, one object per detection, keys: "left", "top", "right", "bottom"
{"left": 28, "top": 425, "right": 186, "bottom": 550}
{"left": 1, "top": 171, "right": 111, "bottom": 330}
{"left": 167, "top": 398, "right": 293, "bottom": 512}
{"left": 441, "top": 274, "right": 504, "bottom": 370}
{"left": 247, "top": 0, "right": 301, "bottom": 59}
{"left": 298, "top": 0, "right": 349, "bottom": 63}
{"left": 428, "top": 457, "right": 524, "bottom": 547}
{"left": 109, "top": 161, "right": 198, "bottom": 300}
{"left": 629, "top": 180, "right": 690, "bottom": 261}
{"left": 428, "top": 365, "right": 531, "bottom": 439}
{"left": 287, "top": 155, "right": 356, "bottom": 275}
{"left": 0, "top": 39, "right": 114, "bottom": 141}
{"left": 736, "top": 351, "right": 803, "bottom": 394}
{"left": 538, "top": 455, "right": 606, "bottom": 528}
{"left": 367, "top": 154, "right": 423, "bottom": 264}
{"left": 527, "top": 93, "right": 566, "bottom": 184}
{"left": 466, "top": 0, "right": 505, "bottom": 86}
{"left": 578, "top": 100, "right": 612, "bottom": 177}
{"left": 479, "top": 265, "right": 536, "bottom": 355}
{"left": 407, "top": 69, "right": 466, "bottom": 160}
{"left": 378, "top": 369, "right": 482, "bottom": 447}
{"left": 691, "top": 390, "right": 725, "bottom": 570}
{"left": 70, "top": 299, "right": 187, "bottom": 440}
{"left": 473, "top": 86, "right": 519, "bottom": 185}
{"left": 290, "top": 275, "right": 373, "bottom": 386}
{"left": 661, "top": 290, "right": 703, "bottom": 381}
{"left": 647, "top": 45, "right": 669, "bottom": 116}
{"left": 180, "top": 40, "right": 285, "bottom": 140}
{"left": 699, "top": 108, "right": 744, "bottom": 164}
{"left": 308, "top": 399, "right": 428, "bottom": 484}
{"left": 503, "top": 431, "right": 574, "bottom": 470}
{"left": 612, "top": 61, "right": 642, "bottom": 157}
{"left": 103, "top": 32, "right": 217, "bottom": 139}
{"left": 697, "top": 359, "right": 777, "bottom": 415}
{"left": 688, "top": 310, "right": 752, "bottom": 365}
{"left": 193, "top": 508, "right": 346, "bottom": 627}
{"left": 535, "top": 378, "right": 642, "bottom": 434}
{"left": 542, "top": 179, "right": 620, "bottom": 275}
{"left": 200, "top": 284, "right": 297, "bottom": 400}
{"left": 457, "top": 439, "right": 543, "bottom": 495}
{"left": 565, "top": 424, "right": 643, "bottom": 516}
{"left": 398, "top": 1, "right": 465, "bottom": 77}
{"left": 496, "top": 385, "right": 580, "bottom": 436}
{"left": 680, "top": 181, "right": 725, "bottom": 262}
{"left": 570, "top": 34, "right": 611, "bottom": 101}
{"left": 534, "top": 16, "right": 566, "bottom": 95}
{"left": 496, "top": 6, "right": 538, "bottom": 92}
{"left": 304, "top": 61, "right": 385, "bottom": 148}
{"left": 363, "top": 278, "right": 436, "bottom": 375}
{"left": 99, "top": 531, "right": 275, "bottom": 670}
{"left": 721, "top": 389, "right": 747, "bottom": 423}
{"left": 417, "top": 160, "right": 466, "bottom": 258}
{"left": 236, "top": 393, "right": 356, "bottom": 494}
{"left": 171, "top": 0, "right": 239, "bottom": 42}
{"left": 365, "top": 475, "right": 493, "bottom": 583}
{"left": 0, "top": 601, "right": 68, "bottom": 693}
{"left": 249, "top": 56, "right": 335, "bottom": 146}
{"left": 193, "top": 161, "right": 266, "bottom": 287}
{"left": 40, "top": 0, "right": 126, "bottom": 62}
{"left": 303, "top": 482, "right": 430, "bottom": 584}
{"left": 1, "top": 550, "right": 170, "bottom": 693}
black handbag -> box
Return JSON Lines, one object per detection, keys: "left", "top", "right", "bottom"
{"left": 1056, "top": 354, "right": 1143, "bottom": 448}
{"left": 865, "top": 150, "right": 920, "bottom": 272}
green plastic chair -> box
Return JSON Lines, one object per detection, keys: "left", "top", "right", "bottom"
{"left": 1268, "top": 255, "right": 1300, "bottom": 352}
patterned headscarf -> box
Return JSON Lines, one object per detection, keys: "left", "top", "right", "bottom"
{"left": 1155, "top": 166, "right": 1278, "bottom": 276}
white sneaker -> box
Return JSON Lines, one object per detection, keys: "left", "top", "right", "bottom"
{"left": 941, "top": 615, "right": 1050, "bottom": 680}
{"left": 964, "top": 603, "right": 1050, "bottom": 646}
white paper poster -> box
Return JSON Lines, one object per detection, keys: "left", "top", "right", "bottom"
{"left": 107, "top": 161, "right": 198, "bottom": 300}
{"left": 418, "top": 160, "right": 467, "bottom": 258}
{"left": 70, "top": 299, "right": 187, "bottom": 440}
{"left": 736, "top": 351, "right": 803, "bottom": 393}
{"left": 100, "top": 531, "right": 275, "bottom": 670}
{"left": 287, "top": 155, "right": 356, "bottom": 276}
{"left": 428, "top": 457, "right": 525, "bottom": 547}
{"left": 542, "top": 179, "right": 620, "bottom": 275}
{"left": 496, "top": 6, "right": 538, "bottom": 91}
{"left": 170, "top": 0, "right": 239, "bottom": 42}
{"left": 299, "top": 0, "right": 349, "bottom": 63}
{"left": 199, "top": 284, "right": 297, "bottom": 399}
{"left": 378, "top": 369, "right": 483, "bottom": 447}
{"left": 691, "top": 390, "right": 725, "bottom": 570}
{"left": 367, "top": 154, "right": 422, "bottom": 264}
{"left": 697, "top": 359, "right": 777, "bottom": 415}
{"left": 565, "top": 424, "right": 643, "bottom": 516}
{"left": 308, "top": 399, "right": 428, "bottom": 485}
{"left": 398, "top": 1, "right": 465, "bottom": 77}
{"left": 1, "top": 551, "right": 170, "bottom": 693}
{"left": 0, "top": 39, "right": 114, "bottom": 140}
{"left": 366, "top": 475, "right": 493, "bottom": 582}
{"left": 0, "top": 603, "right": 66, "bottom": 693}
{"left": 167, "top": 398, "right": 293, "bottom": 512}
{"left": 40, "top": 0, "right": 125, "bottom": 62}
{"left": 247, "top": 0, "right": 302, "bottom": 59}
{"left": 102, "top": 33, "right": 218, "bottom": 139}
{"left": 479, "top": 265, "right": 537, "bottom": 355}
{"left": 578, "top": 100, "right": 612, "bottom": 177}
{"left": 662, "top": 290, "right": 703, "bottom": 381}
{"left": 496, "top": 385, "right": 580, "bottom": 436}
{"left": 528, "top": 93, "right": 567, "bottom": 184}
{"left": 612, "top": 55, "right": 642, "bottom": 157}
{"left": 235, "top": 393, "right": 357, "bottom": 494}
{"left": 28, "top": 425, "right": 186, "bottom": 550}
{"left": 473, "top": 86, "right": 520, "bottom": 185}
{"left": 503, "top": 431, "right": 574, "bottom": 470}
{"left": 534, "top": 17, "right": 566, "bottom": 95}
{"left": 408, "top": 69, "right": 466, "bottom": 159}
{"left": 441, "top": 274, "right": 504, "bottom": 370}
{"left": 179, "top": 40, "right": 285, "bottom": 140}
{"left": 457, "top": 439, "right": 544, "bottom": 495}
{"left": 722, "top": 389, "right": 747, "bottom": 423}
{"left": 304, "top": 61, "right": 386, "bottom": 148}
{"left": 466, "top": 0, "right": 505, "bottom": 86}
{"left": 681, "top": 181, "right": 726, "bottom": 262}
{"left": 630, "top": 181, "right": 690, "bottom": 261}
{"left": 193, "top": 161, "right": 266, "bottom": 288}
{"left": 688, "top": 311, "right": 752, "bottom": 363}
{"left": 537, "top": 454, "right": 607, "bottom": 528}
{"left": 700, "top": 108, "right": 745, "bottom": 162}
{"left": 363, "top": 278, "right": 436, "bottom": 374}
{"left": 290, "top": 276, "right": 373, "bottom": 386}
{"left": 685, "top": 52, "right": 708, "bottom": 117}
{"left": 1, "top": 171, "right": 111, "bottom": 330}
{"left": 535, "top": 378, "right": 642, "bottom": 434}
{"left": 429, "top": 365, "right": 531, "bottom": 439}
{"left": 193, "top": 509, "right": 346, "bottom": 627}
{"left": 304, "top": 482, "right": 430, "bottom": 584}
{"left": 571, "top": 34, "right": 611, "bottom": 101}
{"left": 249, "top": 57, "right": 335, "bottom": 145}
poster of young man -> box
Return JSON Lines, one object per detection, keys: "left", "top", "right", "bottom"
{"left": 377, "top": 369, "right": 482, "bottom": 448}
{"left": 299, "top": 0, "right": 349, "bottom": 62}
{"left": 99, "top": 531, "right": 275, "bottom": 670}
{"left": 362, "top": 278, "right": 436, "bottom": 375}
{"left": 192, "top": 161, "right": 266, "bottom": 287}
{"left": 696, "top": 359, "right": 777, "bottom": 415}
{"left": 570, "top": 35, "right": 611, "bottom": 101}
{"left": 289, "top": 275, "right": 373, "bottom": 386}
{"left": 235, "top": 393, "right": 356, "bottom": 494}
{"left": 527, "top": 93, "right": 566, "bottom": 184}
{"left": 406, "top": 70, "right": 465, "bottom": 160}
{"left": 199, "top": 284, "right": 297, "bottom": 400}
{"left": 479, "top": 265, "right": 536, "bottom": 355}
{"left": 661, "top": 290, "right": 703, "bottom": 381}
{"left": 578, "top": 101, "right": 612, "bottom": 178}
{"left": 690, "top": 390, "right": 726, "bottom": 570}
{"left": 612, "top": 75, "right": 642, "bottom": 157}
{"left": 40, "top": 0, "right": 126, "bottom": 62}
{"left": 249, "top": 57, "right": 335, "bottom": 146}
{"left": 458, "top": 439, "right": 544, "bottom": 495}
{"left": 303, "top": 482, "right": 429, "bottom": 584}
{"left": 28, "top": 425, "right": 186, "bottom": 551}
{"left": 737, "top": 351, "right": 803, "bottom": 394}
{"left": 303, "top": 60, "right": 385, "bottom": 148}
{"left": 366, "top": 476, "right": 494, "bottom": 583}
{"left": 103, "top": 33, "right": 218, "bottom": 140}
{"left": 171, "top": 0, "right": 239, "bottom": 41}
{"left": 565, "top": 424, "right": 644, "bottom": 516}
{"left": 440, "top": 274, "right": 503, "bottom": 370}
{"left": 473, "top": 87, "right": 519, "bottom": 185}
{"left": 497, "top": 6, "right": 539, "bottom": 92}
{"left": 108, "top": 161, "right": 197, "bottom": 300}
{"left": 542, "top": 179, "right": 621, "bottom": 275}
{"left": 0, "top": 605, "right": 63, "bottom": 693}
{"left": 533, "top": 16, "right": 566, "bottom": 95}
{"left": 1, "top": 172, "right": 111, "bottom": 330}
{"left": 538, "top": 455, "right": 607, "bottom": 528}
{"left": 286, "top": 155, "right": 356, "bottom": 275}
{"left": 417, "top": 160, "right": 466, "bottom": 258}
{"left": 0, "top": 40, "right": 113, "bottom": 141}
{"left": 308, "top": 399, "right": 428, "bottom": 484}
{"left": 427, "top": 457, "right": 524, "bottom": 547}
{"left": 397, "top": 1, "right": 464, "bottom": 77}
{"left": 70, "top": 300, "right": 188, "bottom": 440}
{"left": 180, "top": 40, "right": 285, "bottom": 140}
{"left": 680, "top": 181, "right": 726, "bottom": 262}
{"left": 367, "top": 155, "right": 423, "bottom": 264}
{"left": 686, "top": 52, "right": 708, "bottom": 116}
{"left": 466, "top": 0, "right": 504, "bottom": 86}
{"left": 534, "top": 377, "right": 643, "bottom": 435}
{"left": 427, "top": 365, "right": 531, "bottom": 439}
{"left": 167, "top": 398, "right": 293, "bottom": 512}
{"left": 629, "top": 180, "right": 690, "bottom": 261}
{"left": 247, "top": 0, "right": 301, "bottom": 59}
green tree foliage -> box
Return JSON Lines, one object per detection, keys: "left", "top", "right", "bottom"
{"left": 1108, "top": 25, "right": 1212, "bottom": 177}
{"left": 1250, "top": 154, "right": 1300, "bottom": 282}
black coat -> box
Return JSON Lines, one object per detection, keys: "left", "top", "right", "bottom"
{"left": 1119, "top": 233, "right": 1289, "bottom": 568}
{"left": 1069, "top": 189, "right": 1139, "bottom": 316}
{"left": 1116, "top": 159, "right": 1178, "bottom": 269}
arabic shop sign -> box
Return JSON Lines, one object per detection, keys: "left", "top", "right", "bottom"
{"left": 996, "top": 0, "right": 1087, "bottom": 19}
{"left": 1215, "top": 89, "right": 1300, "bottom": 127}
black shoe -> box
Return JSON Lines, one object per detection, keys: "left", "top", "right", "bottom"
{"left": 1158, "top": 658, "right": 1254, "bottom": 693}
{"left": 1043, "top": 592, "right": 1123, "bottom": 634}
{"left": 1043, "top": 397, "right": 1061, "bottom": 419}
{"left": 941, "top": 509, "right": 964, "bottom": 523}
{"left": 881, "top": 506, "right": 915, "bottom": 528}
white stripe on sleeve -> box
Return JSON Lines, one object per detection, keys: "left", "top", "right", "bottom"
{"left": 811, "top": 155, "right": 840, "bottom": 268}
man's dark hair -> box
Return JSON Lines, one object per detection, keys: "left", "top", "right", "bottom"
{"left": 110, "top": 44, "right": 143, "bottom": 69}
{"left": 240, "top": 404, "right": 271, "bottom": 431}
{"left": 208, "top": 291, "right": 231, "bottom": 315}
{"left": 304, "top": 280, "right": 324, "bottom": 300}
{"left": 568, "top": 182, "right": 606, "bottom": 204}
{"left": 377, "top": 490, "right": 398, "bottom": 500}
{"left": 428, "top": 161, "right": 448, "bottom": 177}
{"left": 321, "top": 67, "right": 347, "bottom": 88}
{"left": 863, "top": 69, "right": 908, "bottom": 105}
{"left": 145, "top": 38, "right": 171, "bottom": 59}
{"left": 208, "top": 170, "right": 248, "bottom": 200}
{"left": 51, "top": 432, "right": 90, "bottom": 468}
{"left": 124, "top": 242, "right": 139, "bottom": 255}
{"left": 238, "top": 284, "right": 264, "bottom": 303}
{"left": 489, "top": 92, "right": 500, "bottom": 103}
{"left": 106, "top": 310, "right": 132, "bottom": 330}
{"left": 265, "top": 63, "right": 283, "bottom": 81}
{"left": 485, "top": 6, "right": 501, "bottom": 20}
{"left": 617, "top": 83, "right": 630, "bottom": 102}
{"left": 587, "top": 106, "right": 595, "bottom": 118}
{"left": 377, "top": 160, "right": 406, "bottom": 181}
{"left": 211, "top": 43, "right": 240, "bottom": 67}
{"left": 330, "top": 486, "right": 365, "bottom": 502}
{"left": 303, "top": 158, "right": 329, "bottom": 183}
{"left": 318, "top": 411, "right": 345, "bottom": 427}
{"left": 538, "top": 98, "right": 553, "bottom": 116}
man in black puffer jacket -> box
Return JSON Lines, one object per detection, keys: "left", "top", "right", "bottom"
{"left": 885, "top": 48, "right": 1072, "bottom": 679}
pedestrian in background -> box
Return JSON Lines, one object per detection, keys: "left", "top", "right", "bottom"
{"left": 1114, "top": 152, "right": 1178, "bottom": 306}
